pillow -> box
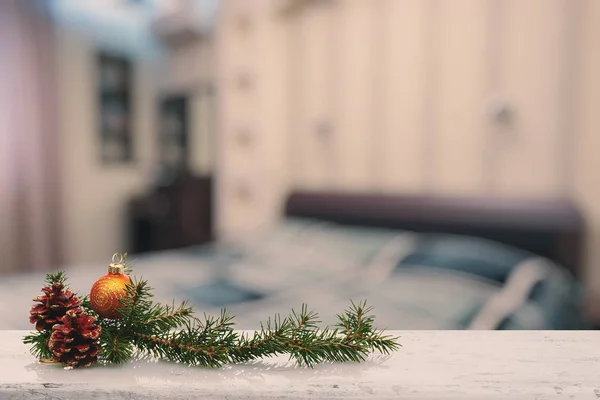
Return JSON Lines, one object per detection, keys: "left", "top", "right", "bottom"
{"left": 398, "top": 234, "right": 533, "bottom": 283}
{"left": 526, "top": 268, "right": 592, "bottom": 329}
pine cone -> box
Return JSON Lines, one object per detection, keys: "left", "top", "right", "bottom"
{"left": 48, "top": 309, "right": 101, "bottom": 368}
{"left": 29, "top": 282, "right": 81, "bottom": 331}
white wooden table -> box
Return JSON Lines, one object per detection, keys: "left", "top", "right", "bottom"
{"left": 1, "top": 330, "right": 599, "bottom": 399}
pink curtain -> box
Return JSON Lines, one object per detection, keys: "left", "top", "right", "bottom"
{"left": 0, "top": 0, "right": 62, "bottom": 274}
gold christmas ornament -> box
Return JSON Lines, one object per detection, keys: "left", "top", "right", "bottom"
{"left": 89, "top": 253, "right": 131, "bottom": 319}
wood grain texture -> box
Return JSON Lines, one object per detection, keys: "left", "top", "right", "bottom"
{"left": 292, "top": 0, "right": 333, "bottom": 190}
{"left": 2, "top": 330, "right": 599, "bottom": 399}
{"left": 433, "top": 0, "right": 488, "bottom": 196}
{"left": 334, "top": 0, "right": 376, "bottom": 191}
{"left": 573, "top": 0, "right": 600, "bottom": 294}
{"left": 379, "top": 0, "right": 429, "bottom": 193}
{"left": 494, "top": 0, "right": 565, "bottom": 197}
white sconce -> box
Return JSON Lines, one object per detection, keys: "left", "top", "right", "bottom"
{"left": 487, "top": 97, "right": 514, "bottom": 126}
{"left": 315, "top": 119, "right": 333, "bottom": 140}
{"left": 235, "top": 12, "right": 252, "bottom": 32}
{"left": 233, "top": 178, "right": 255, "bottom": 203}
{"left": 235, "top": 70, "right": 255, "bottom": 91}
{"left": 235, "top": 126, "right": 255, "bottom": 148}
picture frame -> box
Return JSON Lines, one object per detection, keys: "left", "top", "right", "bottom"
{"left": 158, "top": 94, "right": 189, "bottom": 169}
{"left": 97, "top": 51, "right": 134, "bottom": 164}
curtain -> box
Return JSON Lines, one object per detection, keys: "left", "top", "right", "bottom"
{"left": 0, "top": 0, "right": 62, "bottom": 274}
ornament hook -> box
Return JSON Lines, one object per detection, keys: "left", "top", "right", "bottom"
{"left": 112, "top": 253, "right": 124, "bottom": 264}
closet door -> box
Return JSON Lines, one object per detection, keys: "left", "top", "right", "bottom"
{"left": 216, "top": 0, "right": 257, "bottom": 237}
{"left": 494, "top": 0, "right": 567, "bottom": 197}
{"left": 432, "top": 0, "right": 488, "bottom": 195}
{"left": 289, "top": 1, "right": 336, "bottom": 190}
{"left": 575, "top": 0, "right": 600, "bottom": 292}
{"left": 333, "top": 0, "right": 377, "bottom": 191}
{"left": 378, "top": 0, "right": 428, "bottom": 193}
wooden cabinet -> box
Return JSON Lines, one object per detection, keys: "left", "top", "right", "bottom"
{"left": 128, "top": 173, "right": 213, "bottom": 254}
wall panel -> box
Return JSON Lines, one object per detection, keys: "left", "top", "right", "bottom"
{"left": 333, "top": 0, "right": 376, "bottom": 190}
{"left": 378, "top": 0, "right": 429, "bottom": 193}
{"left": 433, "top": 0, "right": 488, "bottom": 195}
{"left": 494, "top": 0, "right": 565, "bottom": 197}
{"left": 574, "top": 0, "right": 600, "bottom": 292}
{"left": 290, "top": 2, "right": 334, "bottom": 190}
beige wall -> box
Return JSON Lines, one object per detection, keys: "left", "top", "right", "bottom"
{"left": 56, "top": 26, "right": 158, "bottom": 266}
{"left": 574, "top": 0, "right": 600, "bottom": 291}
{"left": 217, "top": 0, "right": 600, "bottom": 292}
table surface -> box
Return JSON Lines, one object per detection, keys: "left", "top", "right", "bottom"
{"left": 1, "top": 330, "right": 599, "bottom": 399}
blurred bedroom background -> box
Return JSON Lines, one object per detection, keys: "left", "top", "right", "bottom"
{"left": 1, "top": 0, "right": 600, "bottom": 330}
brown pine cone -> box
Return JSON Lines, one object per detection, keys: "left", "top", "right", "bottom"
{"left": 49, "top": 309, "right": 101, "bottom": 368}
{"left": 29, "top": 282, "right": 81, "bottom": 331}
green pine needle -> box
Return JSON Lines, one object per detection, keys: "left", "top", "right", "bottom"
{"left": 23, "top": 331, "right": 53, "bottom": 360}
{"left": 122, "top": 253, "right": 135, "bottom": 275}
{"left": 44, "top": 271, "right": 67, "bottom": 287}
{"left": 26, "top": 268, "right": 401, "bottom": 368}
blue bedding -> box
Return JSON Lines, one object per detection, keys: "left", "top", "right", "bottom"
{"left": 0, "top": 218, "right": 591, "bottom": 330}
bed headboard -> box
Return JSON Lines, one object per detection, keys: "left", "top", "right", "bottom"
{"left": 285, "top": 191, "right": 585, "bottom": 277}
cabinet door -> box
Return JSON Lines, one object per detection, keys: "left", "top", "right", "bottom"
{"left": 573, "top": 0, "right": 599, "bottom": 292}
{"left": 379, "top": 0, "right": 429, "bottom": 193}
{"left": 330, "top": 0, "right": 377, "bottom": 191}
{"left": 289, "top": 1, "right": 336, "bottom": 190}
{"left": 432, "top": 0, "right": 489, "bottom": 196}
{"left": 493, "top": 0, "right": 567, "bottom": 197}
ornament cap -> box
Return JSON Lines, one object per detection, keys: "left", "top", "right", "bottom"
{"left": 108, "top": 263, "right": 125, "bottom": 274}
{"left": 108, "top": 253, "right": 126, "bottom": 274}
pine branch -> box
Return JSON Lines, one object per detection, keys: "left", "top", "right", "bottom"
{"left": 229, "top": 303, "right": 399, "bottom": 368}
{"left": 81, "top": 295, "right": 94, "bottom": 315}
{"left": 336, "top": 300, "right": 401, "bottom": 356}
{"left": 23, "top": 331, "right": 52, "bottom": 360}
{"left": 230, "top": 315, "right": 288, "bottom": 364}
{"left": 98, "top": 322, "right": 134, "bottom": 365}
{"left": 30, "top": 271, "right": 401, "bottom": 368}
{"left": 44, "top": 271, "right": 67, "bottom": 287}
{"left": 142, "top": 300, "right": 193, "bottom": 332}
{"left": 133, "top": 310, "right": 239, "bottom": 367}
{"left": 105, "top": 295, "right": 400, "bottom": 368}
{"left": 121, "top": 253, "right": 134, "bottom": 275}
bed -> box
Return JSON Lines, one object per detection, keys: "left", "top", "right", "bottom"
{"left": 0, "top": 191, "right": 592, "bottom": 331}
